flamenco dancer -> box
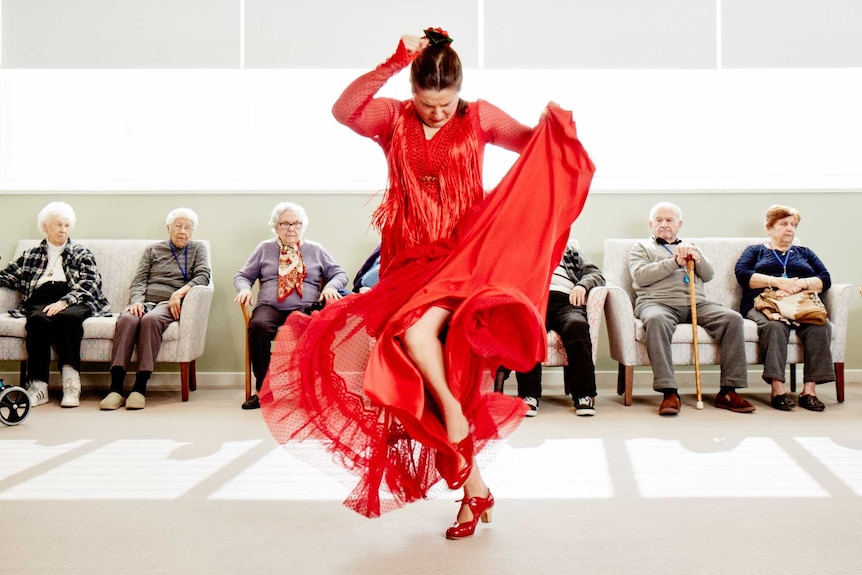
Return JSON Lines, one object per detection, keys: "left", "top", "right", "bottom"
{"left": 259, "top": 28, "right": 595, "bottom": 539}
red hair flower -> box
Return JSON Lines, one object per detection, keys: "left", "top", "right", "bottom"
{"left": 423, "top": 27, "right": 453, "bottom": 46}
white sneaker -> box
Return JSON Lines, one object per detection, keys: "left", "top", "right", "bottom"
{"left": 523, "top": 396, "right": 539, "bottom": 417}
{"left": 61, "top": 377, "right": 81, "bottom": 408}
{"left": 27, "top": 380, "right": 50, "bottom": 407}
{"left": 575, "top": 396, "right": 596, "bottom": 416}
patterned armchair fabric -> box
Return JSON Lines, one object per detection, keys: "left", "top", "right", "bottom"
{"left": 0, "top": 239, "right": 213, "bottom": 401}
{"left": 602, "top": 238, "right": 851, "bottom": 406}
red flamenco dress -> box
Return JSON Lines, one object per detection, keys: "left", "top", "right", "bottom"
{"left": 260, "top": 104, "right": 594, "bottom": 518}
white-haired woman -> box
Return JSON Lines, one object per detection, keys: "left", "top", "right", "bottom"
{"left": 234, "top": 202, "right": 348, "bottom": 409}
{"left": 100, "top": 208, "right": 210, "bottom": 411}
{"left": 0, "top": 202, "right": 110, "bottom": 408}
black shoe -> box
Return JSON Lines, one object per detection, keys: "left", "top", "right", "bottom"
{"left": 770, "top": 393, "right": 795, "bottom": 411}
{"left": 798, "top": 394, "right": 825, "bottom": 412}
{"left": 242, "top": 395, "right": 260, "bottom": 410}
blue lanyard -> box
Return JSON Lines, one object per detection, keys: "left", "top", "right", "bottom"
{"left": 771, "top": 249, "right": 790, "bottom": 278}
{"left": 170, "top": 243, "right": 188, "bottom": 281}
{"left": 660, "top": 243, "right": 690, "bottom": 284}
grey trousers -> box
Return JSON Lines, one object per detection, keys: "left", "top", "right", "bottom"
{"left": 746, "top": 308, "right": 835, "bottom": 385}
{"left": 639, "top": 301, "right": 748, "bottom": 391}
{"left": 110, "top": 304, "right": 175, "bottom": 373}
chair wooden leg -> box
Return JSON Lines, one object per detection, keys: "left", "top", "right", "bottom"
{"left": 789, "top": 363, "right": 797, "bottom": 393}
{"left": 245, "top": 335, "right": 252, "bottom": 402}
{"left": 617, "top": 364, "right": 625, "bottom": 396}
{"left": 835, "top": 362, "right": 844, "bottom": 403}
{"left": 625, "top": 366, "right": 633, "bottom": 406}
{"left": 618, "top": 364, "right": 633, "bottom": 406}
{"left": 188, "top": 360, "right": 197, "bottom": 391}
{"left": 180, "top": 362, "right": 190, "bottom": 402}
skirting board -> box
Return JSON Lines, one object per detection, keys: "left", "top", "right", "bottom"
{"left": 2, "top": 368, "right": 858, "bottom": 396}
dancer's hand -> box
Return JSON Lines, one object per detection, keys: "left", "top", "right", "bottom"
{"left": 401, "top": 35, "right": 427, "bottom": 54}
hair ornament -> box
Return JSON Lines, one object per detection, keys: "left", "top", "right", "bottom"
{"left": 423, "top": 27, "right": 453, "bottom": 46}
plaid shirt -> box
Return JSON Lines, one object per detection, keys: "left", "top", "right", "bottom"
{"left": 0, "top": 239, "right": 111, "bottom": 318}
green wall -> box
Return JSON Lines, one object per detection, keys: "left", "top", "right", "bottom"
{"left": 1, "top": 191, "right": 860, "bottom": 376}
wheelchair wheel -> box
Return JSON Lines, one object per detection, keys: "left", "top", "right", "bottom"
{"left": 0, "top": 386, "right": 31, "bottom": 426}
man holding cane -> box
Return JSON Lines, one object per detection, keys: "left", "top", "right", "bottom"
{"left": 628, "top": 202, "right": 755, "bottom": 416}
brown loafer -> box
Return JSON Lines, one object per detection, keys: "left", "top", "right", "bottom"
{"left": 659, "top": 393, "right": 681, "bottom": 416}
{"left": 714, "top": 390, "right": 756, "bottom": 413}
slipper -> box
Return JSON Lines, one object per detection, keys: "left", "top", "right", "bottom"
{"left": 770, "top": 393, "right": 795, "bottom": 411}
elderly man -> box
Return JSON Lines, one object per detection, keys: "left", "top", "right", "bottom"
{"left": 629, "top": 202, "right": 754, "bottom": 416}
{"left": 99, "top": 207, "right": 210, "bottom": 410}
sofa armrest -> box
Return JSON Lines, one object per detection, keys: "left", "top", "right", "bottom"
{"left": 174, "top": 284, "right": 215, "bottom": 361}
{"left": 604, "top": 285, "right": 638, "bottom": 364}
{"left": 0, "top": 287, "right": 20, "bottom": 312}
{"left": 586, "top": 286, "right": 609, "bottom": 364}
{"left": 822, "top": 283, "right": 852, "bottom": 362}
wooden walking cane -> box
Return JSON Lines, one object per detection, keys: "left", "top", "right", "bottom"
{"left": 687, "top": 257, "right": 704, "bottom": 410}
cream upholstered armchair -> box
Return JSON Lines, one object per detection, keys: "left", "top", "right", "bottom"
{"left": 602, "top": 238, "right": 852, "bottom": 406}
{"left": 0, "top": 239, "right": 213, "bottom": 401}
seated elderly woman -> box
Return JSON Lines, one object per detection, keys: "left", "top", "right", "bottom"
{"left": 734, "top": 205, "right": 833, "bottom": 412}
{"left": 100, "top": 207, "right": 211, "bottom": 411}
{"left": 234, "top": 201, "right": 348, "bottom": 410}
{"left": 0, "top": 201, "right": 111, "bottom": 408}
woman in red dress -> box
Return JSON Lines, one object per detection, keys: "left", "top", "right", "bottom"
{"left": 259, "top": 28, "right": 595, "bottom": 538}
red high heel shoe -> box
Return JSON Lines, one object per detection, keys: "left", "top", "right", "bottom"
{"left": 436, "top": 434, "right": 474, "bottom": 490}
{"left": 445, "top": 490, "right": 494, "bottom": 540}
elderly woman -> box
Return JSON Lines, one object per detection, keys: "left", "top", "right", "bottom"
{"left": 0, "top": 202, "right": 110, "bottom": 408}
{"left": 734, "top": 205, "right": 834, "bottom": 412}
{"left": 234, "top": 201, "right": 348, "bottom": 410}
{"left": 100, "top": 208, "right": 211, "bottom": 411}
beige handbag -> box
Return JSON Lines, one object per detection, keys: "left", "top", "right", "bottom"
{"left": 754, "top": 287, "right": 828, "bottom": 325}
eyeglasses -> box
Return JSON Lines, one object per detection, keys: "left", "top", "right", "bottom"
{"left": 170, "top": 224, "right": 194, "bottom": 232}
{"left": 277, "top": 221, "right": 303, "bottom": 230}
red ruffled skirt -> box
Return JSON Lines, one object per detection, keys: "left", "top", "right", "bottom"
{"left": 259, "top": 105, "right": 595, "bottom": 517}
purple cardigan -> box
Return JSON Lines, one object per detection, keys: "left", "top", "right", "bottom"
{"left": 234, "top": 238, "right": 348, "bottom": 312}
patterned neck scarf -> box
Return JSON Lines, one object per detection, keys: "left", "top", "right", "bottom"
{"left": 277, "top": 239, "right": 306, "bottom": 302}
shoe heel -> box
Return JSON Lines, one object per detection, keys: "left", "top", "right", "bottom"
{"left": 480, "top": 508, "right": 492, "bottom": 523}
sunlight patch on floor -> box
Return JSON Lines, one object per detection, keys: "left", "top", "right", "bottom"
{"left": 627, "top": 437, "right": 828, "bottom": 498}
{"left": 1, "top": 436, "right": 859, "bottom": 500}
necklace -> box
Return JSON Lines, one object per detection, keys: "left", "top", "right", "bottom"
{"left": 46, "top": 255, "right": 62, "bottom": 278}
{"left": 771, "top": 247, "right": 791, "bottom": 278}
{"left": 169, "top": 243, "right": 189, "bottom": 281}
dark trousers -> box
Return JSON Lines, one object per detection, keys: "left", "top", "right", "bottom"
{"left": 515, "top": 291, "right": 596, "bottom": 399}
{"left": 248, "top": 304, "right": 291, "bottom": 391}
{"left": 24, "top": 282, "right": 91, "bottom": 382}
{"left": 747, "top": 308, "right": 835, "bottom": 384}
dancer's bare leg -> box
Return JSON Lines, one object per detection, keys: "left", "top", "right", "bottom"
{"left": 402, "top": 306, "right": 469, "bottom": 443}
{"left": 402, "top": 306, "right": 489, "bottom": 524}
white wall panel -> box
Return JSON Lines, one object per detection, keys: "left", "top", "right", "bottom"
{"left": 1, "top": 0, "right": 239, "bottom": 68}
{"left": 2, "top": 68, "right": 861, "bottom": 191}
{"left": 485, "top": 0, "right": 716, "bottom": 69}
{"left": 723, "top": 0, "right": 862, "bottom": 68}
